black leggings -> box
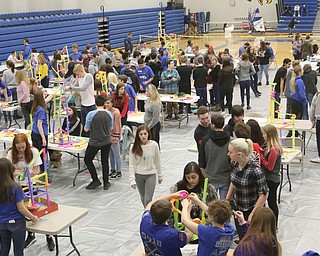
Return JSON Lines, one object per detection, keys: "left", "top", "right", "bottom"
{"left": 267, "top": 180, "right": 280, "bottom": 227}
{"left": 149, "top": 121, "right": 161, "bottom": 147}
{"left": 233, "top": 208, "right": 253, "bottom": 240}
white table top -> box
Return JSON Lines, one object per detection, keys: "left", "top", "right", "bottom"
{"left": 137, "top": 94, "right": 199, "bottom": 104}
{"left": 0, "top": 63, "right": 24, "bottom": 73}
{"left": 26, "top": 205, "right": 88, "bottom": 235}
{"left": 0, "top": 104, "right": 21, "bottom": 112}
{"left": 0, "top": 129, "right": 88, "bottom": 154}
{"left": 244, "top": 117, "right": 313, "bottom": 132}
{"left": 127, "top": 112, "right": 145, "bottom": 124}
{"left": 300, "top": 61, "right": 318, "bottom": 71}
{"left": 281, "top": 149, "right": 301, "bottom": 164}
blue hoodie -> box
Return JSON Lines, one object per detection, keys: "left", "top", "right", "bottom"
{"left": 290, "top": 76, "right": 307, "bottom": 104}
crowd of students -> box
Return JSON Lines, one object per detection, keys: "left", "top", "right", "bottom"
{"left": 1, "top": 33, "right": 320, "bottom": 256}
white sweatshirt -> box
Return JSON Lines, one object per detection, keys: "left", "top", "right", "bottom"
{"left": 129, "top": 140, "right": 162, "bottom": 185}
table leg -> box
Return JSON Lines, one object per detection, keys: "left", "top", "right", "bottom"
{"left": 73, "top": 153, "right": 81, "bottom": 186}
{"left": 287, "top": 164, "right": 292, "bottom": 192}
{"left": 54, "top": 235, "right": 59, "bottom": 256}
{"left": 278, "top": 164, "right": 284, "bottom": 204}
{"left": 67, "top": 226, "right": 80, "bottom": 256}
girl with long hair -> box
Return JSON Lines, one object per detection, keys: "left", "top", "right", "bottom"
{"left": 107, "top": 72, "right": 118, "bottom": 94}
{"left": 170, "top": 162, "right": 217, "bottom": 222}
{"left": 31, "top": 89, "right": 48, "bottom": 173}
{"left": 6, "top": 133, "right": 42, "bottom": 177}
{"left": 218, "top": 58, "right": 234, "bottom": 114}
{"left": 129, "top": 125, "right": 163, "bottom": 207}
{"left": 112, "top": 83, "right": 129, "bottom": 125}
{"left": 144, "top": 84, "right": 162, "bottom": 146}
{"left": 15, "top": 70, "right": 32, "bottom": 129}
{"left": 226, "top": 138, "right": 269, "bottom": 239}
{"left": 37, "top": 55, "right": 49, "bottom": 88}
{"left": 246, "top": 119, "right": 265, "bottom": 149}
{"left": 288, "top": 65, "right": 307, "bottom": 137}
{"left": 0, "top": 158, "right": 39, "bottom": 256}
{"left": 246, "top": 46, "right": 261, "bottom": 97}
{"left": 105, "top": 96, "right": 122, "bottom": 180}
{"left": 261, "top": 124, "right": 283, "bottom": 227}
{"left": 257, "top": 41, "right": 271, "bottom": 85}
{"left": 2, "top": 60, "right": 17, "bottom": 101}
{"left": 234, "top": 207, "right": 281, "bottom": 255}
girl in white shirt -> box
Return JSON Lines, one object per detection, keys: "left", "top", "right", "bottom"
{"left": 129, "top": 125, "right": 163, "bottom": 207}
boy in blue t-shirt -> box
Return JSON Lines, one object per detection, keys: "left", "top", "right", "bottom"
{"left": 181, "top": 194, "right": 234, "bottom": 256}
{"left": 140, "top": 192, "right": 193, "bottom": 256}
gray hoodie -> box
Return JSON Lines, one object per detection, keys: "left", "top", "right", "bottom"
{"left": 310, "top": 93, "right": 320, "bottom": 122}
{"left": 236, "top": 61, "right": 255, "bottom": 81}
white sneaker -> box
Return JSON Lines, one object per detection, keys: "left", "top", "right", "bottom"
{"left": 310, "top": 157, "right": 320, "bottom": 163}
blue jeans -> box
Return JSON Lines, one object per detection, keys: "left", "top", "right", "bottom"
{"left": 239, "top": 80, "right": 251, "bottom": 106}
{"left": 0, "top": 218, "right": 26, "bottom": 256}
{"left": 110, "top": 141, "right": 122, "bottom": 172}
{"left": 81, "top": 104, "right": 97, "bottom": 137}
{"left": 258, "top": 64, "right": 269, "bottom": 84}
{"left": 211, "top": 181, "right": 230, "bottom": 199}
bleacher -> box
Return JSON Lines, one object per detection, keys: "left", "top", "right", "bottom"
{"left": 276, "top": 0, "right": 318, "bottom": 33}
{"left": 0, "top": 7, "right": 186, "bottom": 63}
{"left": 0, "top": 9, "right": 99, "bottom": 63}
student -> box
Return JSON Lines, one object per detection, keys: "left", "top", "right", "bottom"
{"left": 37, "top": 55, "right": 49, "bottom": 88}
{"left": 176, "top": 55, "right": 193, "bottom": 94}
{"left": 310, "top": 92, "right": 320, "bottom": 163}
{"left": 84, "top": 95, "right": 113, "bottom": 190}
{"left": 2, "top": 60, "right": 17, "bottom": 101}
{"left": 112, "top": 83, "right": 129, "bottom": 125}
{"left": 15, "top": 70, "right": 32, "bottom": 129}
{"left": 223, "top": 105, "right": 244, "bottom": 137}
{"left": 66, "top": 64, "right": 96, "bottom": 137}
{"left": 69, "top": 44, "right": 83, "bottom": 64}
{"left": 140, "top": 191, "right": 192, "bottom": 256}
{"left": 105, "top": 97, "right": 122, "bottom": 180}
{"left": 246, "top": 119, "right": 266, "bottom": 149}
{"left": 223, "top": 23, "right": 234, "bottom": 50}
{"left": 236, "top": 53, "right": 255, "bottom": 110}
{"left": 130, "top": 125, "right": 163, "bottom": 207}
{"left": 22, "top": 38, "right": 32, "bottom": 60}
{"left": 257, "top": 41, "right": 271, "bottom": 85}
{"left": 31, "top": 89, "right": 49, "bottom": 173}
{"left": 261, "top": 124, "right": 283, "bottom": 227}
{"left": 136, "top": 58, "right": 154, "bottom": 94}
{"left": 301, "top": 35, "right": 313, "bottom": 60}
{"left": 124, "top": 32, "right": 133, "bottom": 53}
{"left": 288, "top": 18, "right": 299, "bottom": 36}
{"left": 234, "top": 122, "right": 264, "bottom": 166}
{"left": 207, "top": 56, "right": 221, "bottom": 111}
{"left": 170, "top": 162, "right": 218, "bottom": 222}
{"left": 194, "top": 106, "right": 211, "bottom": 153}
{"left": 0, "top": 78, "right": 13, "bottom": 129}
{"left": 118, "top": 75, "right": 137, "bottom": 113}
{"left": 234, "top": 207, "right": 281, "bottom": 256}
{"left": 147, "top": 52, "right": 163, "bottom": 88}
{"left": 0, "top": 158, "right": 39, "bottom": 256}
{"left": 82, "top": 50, "right": 90, "bottom": 71}
{"left": 6, "top": 133, "right": 55, "bottom": 250}
{"left": 181, "top": 196, "right": 234, "bottom": 255}
{"left": 226, "top": 138, "right": 269, "bottom": 239}
{"left": 273, "top": 58, "right": 291, "bottom": 117}
{"left": 199, "top": 114, "right": 231, "bottom": 199}
{"left": 218, "top": 58, "right": 234, "bottom": 114}
{"left": 193, "top": 57, "right": 208, "bottom": 107}
{"left": 88, "top": 53, "right": 100, "bottom": 76}
{"left": 144, "top": 84, "right": 161, "bottom": 146}
{"left": 161, "top": 59, "right": 181, "bottom": 120}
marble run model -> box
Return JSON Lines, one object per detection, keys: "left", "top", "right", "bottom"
{"left": 18, "top": 148, "right": 58, "bottom": 217}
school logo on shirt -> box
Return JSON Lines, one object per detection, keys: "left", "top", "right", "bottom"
{"left": 211, "top": 236, "right": 232, "bottom": 256}
{"left": 143, "top": 242, "right": 163, "bottom": 256}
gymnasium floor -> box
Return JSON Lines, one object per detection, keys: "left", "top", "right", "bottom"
{"left": 4, "top": 33, "right": 320, "bottom": 255}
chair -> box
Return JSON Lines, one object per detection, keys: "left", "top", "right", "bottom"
{"left": 281, "top": 137, "right": 304, "bottom": 172}
{"left": 306, "top": 127, "right": 316, "bottom": 148}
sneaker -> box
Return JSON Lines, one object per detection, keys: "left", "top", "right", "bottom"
{"left": 110, "top": 172, "right": 122, "bottom": 180}
{"left": 257, "top": 82, "right": 262, "bottom": 86}
{"left": 85, "top": 180, "right": 102, "bottom": 189}
{"left": 310, "top": 157, "right": 320, "bottom": 163}
{"left": 241, "top": 103, "right": 245, "bottom": 107}
{"left": 109, "top": 170, "right": 116, "bottom": 177}
{"left": 266, "top": 81, "right": 269, "bottom": 85}
{"left": 247, "top": 106, "right": 251, "bottom": 110}
{"left": 165, "top": 116, "right": 172, "bottom": 121}
{"left": 24, "top": 233, "right": 36, "bottom": 248}
{"left": 255, "top": 93, "right": 261, "bottom": 98}
{"left": 46, "top": 236, "right": 55, "bottom": 251}
{"left": 103, "top": 182, "right": 111, "bottom": 190}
